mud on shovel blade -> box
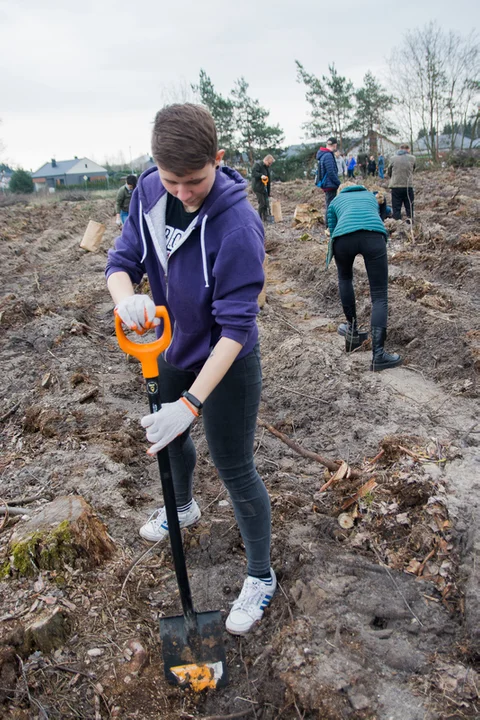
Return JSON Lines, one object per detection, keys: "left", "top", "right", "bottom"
{"left": 114, "top": 307, "right": 227, "bottom": 691}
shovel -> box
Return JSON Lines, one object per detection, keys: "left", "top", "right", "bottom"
{"left": 115, "top": 306, "right": 228, "bottom": 691}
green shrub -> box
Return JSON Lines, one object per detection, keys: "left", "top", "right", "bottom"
{"left": 447, "top": 150, "right": 480, "bottom": 168}
{"left": 10, "top": 169, "right": 34, "bottom": 194}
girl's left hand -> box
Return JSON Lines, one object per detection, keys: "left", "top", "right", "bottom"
{"left": 141, "top": 399, "right": 197, "bottom": 455}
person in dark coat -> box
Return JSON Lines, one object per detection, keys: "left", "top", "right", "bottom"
{"left": 367, "top": 156, "right": 377, "bottom": 176}
{"left": 357, "top": 151, "right": 368, "bottom": 178}
{"left": 251, "top": 155, "right": 275, "bottom": 222}
{"left": 115, "top": 175, "right": 137, "bottom": 226}
{"left": 316, "top": 137, "right": 340, "bottom": 224}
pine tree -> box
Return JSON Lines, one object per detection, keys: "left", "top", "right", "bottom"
{"left": 231, "top": 78, "right": 284, "bottom": 165}
{"left": 191, "top": 70, "right": 236, "bottom": 162}
{"left": 10, "top": 169, "right": 34, "bottom": 194}
{"left": 352, "top": 72, "right": 396, "bottom": 151}
{"left": 295, "top": 62, "right": 354, "bottom": 150}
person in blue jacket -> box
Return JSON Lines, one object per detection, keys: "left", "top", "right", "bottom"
{"left": 378, "top": 154, "right": 385, "bottom": 179}
{"left": 326, "top": 183, "right": 402, "bottom": 371}
{"left": 347, "top": 155, "right": 356, "bottom": 178}
{"left": 316, "top": 137, "right": 340, "bottom": 223}
{"left": 106, "top": 103, "right": 276, "bottom": 635}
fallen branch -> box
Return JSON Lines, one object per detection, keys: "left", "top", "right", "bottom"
{"left": 398, "top": 445, "right": 419, "bottom": 460}
{"left": 368, "top": 449, "right": 385, "bottom": 465}
{"left": 0, "top": 403, "right": 20, "bottom": 423}
{"left": 276, "top": 385, "right": 330, "bottom": 406}
{"left": 7, "top": 491, "right": 49, "bottom": 506}
{"left": 417, "top": 546, "right": 436, "bottom": 577}
{"left": 257, "top": 418, "right": 363, "bottom": 478}
{"left": 268, "top": 309, "right": 303, "bottom": 335}
{"left": 319, "top": 461, "right": 349, "bottom": 492}
{"left": 340, "top": 478, "right": 378, "bottom": 510}
{"left": 0, "top": 505, "right": 32, "bottom": 516}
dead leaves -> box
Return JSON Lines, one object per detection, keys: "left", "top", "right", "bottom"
{"left": 317, "top": 435, "right": 461, "bottom": 611}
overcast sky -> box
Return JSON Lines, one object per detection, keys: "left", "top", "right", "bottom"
{"left": 0, "top": 0, "right": 477, "bottom": 171}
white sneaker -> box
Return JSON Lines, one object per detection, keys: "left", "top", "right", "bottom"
{"left": 226, "top": 569, "right": 277, "bottom": 635}
{"left": 139, "top": 500, "right": 201, "bottom": 542}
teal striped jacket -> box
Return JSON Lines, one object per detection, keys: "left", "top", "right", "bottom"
{"left": 326, "top": 186, "right": 387, "bottom": 267}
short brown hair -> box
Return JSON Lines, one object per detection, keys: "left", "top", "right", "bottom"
{"left": 151, "top": 104, "right": 218, "bottom": 175}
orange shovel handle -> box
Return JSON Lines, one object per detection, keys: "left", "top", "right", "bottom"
{"left": 115, "top": 306, "right": 172, "bottom": 378}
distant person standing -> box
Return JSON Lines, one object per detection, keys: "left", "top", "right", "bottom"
{"left": 377, "top": 153, "right": 385, "bottom": 179}
{"left": 347, "top": 155, "right": 356, "bottom": 178}
{"left": 251, "top": 155, "right": 275, "bottom": 223}
{"left": 335, "top": 151, "right": 347, "bottom": 179}
{"left": 388, "top": 144, "right": 416, "bottom": 223}
{"left": 357, "top": 151, "right": 368, "bottom": 178}
{"left": 367, "top": 156, "right": 377, "bottom": 176}
{"left": 316, "top": 137, "right": 340, "bottom": 223}
{"left": 115, "top": 175, "right": 137, "bottom": 226}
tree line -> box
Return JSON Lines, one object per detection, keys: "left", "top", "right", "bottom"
{"left": 194, "top": 23, "right": 478, "bottom": 165}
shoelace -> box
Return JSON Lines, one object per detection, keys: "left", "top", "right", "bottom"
{"left": 146, "top": 508, "right": 167, "bottom": 531}
{"left": 232, "top": 579, "right": 270, "bottom": 613}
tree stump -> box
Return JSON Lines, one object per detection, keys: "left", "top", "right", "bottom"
{"left": 24, "top": 607, "right": 71, "bottom": 654}
{"left": 3, "top": 495, "right": 115, "bottom": 577}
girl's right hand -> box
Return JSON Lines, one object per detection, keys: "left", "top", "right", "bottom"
{"left": 114, "top": 295, "right": 160, "bottom": 332}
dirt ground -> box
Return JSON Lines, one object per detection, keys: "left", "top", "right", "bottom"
{"left": 0, "top": 169, "right": 479, "bottom": 720}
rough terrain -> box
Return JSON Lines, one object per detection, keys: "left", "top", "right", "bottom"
{"left": 0, "top": 168, "right": 479, "bottom": 719}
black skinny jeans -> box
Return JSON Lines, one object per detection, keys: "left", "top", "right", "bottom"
{"left": 157, "top": 344, "right": 271, "bottom": 578}
{"left": 333, "top": 230, "right": 389, "bottom": 328}
{"left": 324, "top": 189, "right": 337, "bottom": 225}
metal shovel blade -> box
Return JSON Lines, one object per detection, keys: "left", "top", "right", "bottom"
{"left": 160, "top": 610, "right": 228, "bottom": 690}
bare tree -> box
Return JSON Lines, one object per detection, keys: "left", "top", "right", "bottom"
{"left": 389, "top": 24, "right": 480, "bottom": 160}
{"left": 159, "top": 79, "right": 196, "bottom": 106}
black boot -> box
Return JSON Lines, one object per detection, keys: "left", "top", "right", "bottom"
{"left": 338, "top": 319, "right": 369, "bottom": 353}
{"left": 337, "top": 319, "right": 357, "bottom": 337}
{"left": 370, "top": 327, "right": 402, "bottom": 371}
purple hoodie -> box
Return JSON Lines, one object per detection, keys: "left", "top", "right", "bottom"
{"left": 106, "top": 165, "right": 265, "bottom": 372}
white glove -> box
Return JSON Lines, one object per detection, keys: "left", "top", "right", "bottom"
{"left": 141, "top": 398, "right": 197, "bottom": 455}
{"left": 116, "top": 218, "right": 122, "bottom": 227}
{"left": 115, "top": 295, "right": 160, "bottom": 332}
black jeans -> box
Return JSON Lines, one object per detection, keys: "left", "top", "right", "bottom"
{"left": 324, "top": 189, "right": 337, "bottom": 225}
{"left": 333, "top": 230, "right": 389, "bottom": 328}
{"left": 391, "top": 187, "right": 414, "bottom": 221}
{"left": 157, "top": 344, "right": 271, "bottom": 578}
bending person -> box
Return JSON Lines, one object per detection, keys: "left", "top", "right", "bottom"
{"left": 326, "top": 182, "right": 402, "bottom": 371}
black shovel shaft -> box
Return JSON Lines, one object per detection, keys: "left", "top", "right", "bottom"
{"left": 145, "top": 376, "right": 195, "bottom": 620}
